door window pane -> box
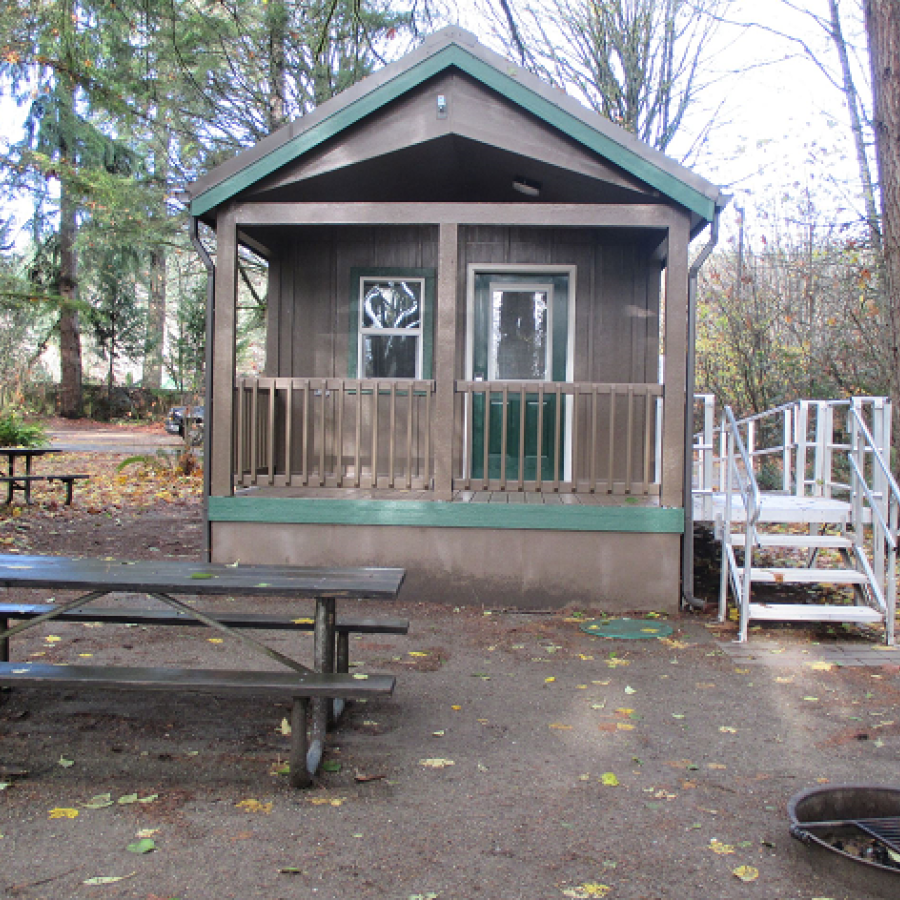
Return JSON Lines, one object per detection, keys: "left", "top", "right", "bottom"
{"left": 362, "top": 281, "right": 421, "bottom": 329}
{"left": 490, "top": 289, "right": 548, "bottom": 379}
{"left": 363, "top": 334, "right": 418, "bottom": 378}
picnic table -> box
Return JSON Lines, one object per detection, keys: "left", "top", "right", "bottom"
{"left": 0, "top": 554, "right": 406, "bottom": 785}
{"left": 0, "top": 447, "right": 88, "bottom": 504}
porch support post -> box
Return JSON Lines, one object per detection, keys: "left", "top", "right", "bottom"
{"left": 210, "top": 205, "right": 238, "bottom": 497}
{"left": 433, "top": 222, "right": 459, "bottom": 500}
{"left": 661, "top": 211, "right": 691, "bottom": 508}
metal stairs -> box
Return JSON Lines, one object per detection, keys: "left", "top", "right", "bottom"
{"left": 692, "top": 397, "right": 898, "bottom": 644}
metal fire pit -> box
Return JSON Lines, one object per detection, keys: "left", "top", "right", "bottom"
{"left": 789, "top": 785, "right": 900, "bottom": 898}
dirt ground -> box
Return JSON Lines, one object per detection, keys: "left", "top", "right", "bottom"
{"left": 1, "top": 427, "right": 899, "bottom": 900}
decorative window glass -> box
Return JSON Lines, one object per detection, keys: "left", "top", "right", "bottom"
{"left": 359, "top": 278, "right": 424, "bottom": 378}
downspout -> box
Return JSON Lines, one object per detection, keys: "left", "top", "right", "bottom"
{"left": 681, "top": 207, "right": 721, "bottom": 610}
{"left": 190, "top": 215, "right": 215, "bottom": 563}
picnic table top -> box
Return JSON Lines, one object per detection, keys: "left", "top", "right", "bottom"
{"left": 0, "top": 554, "right": 405, "bottom": 599}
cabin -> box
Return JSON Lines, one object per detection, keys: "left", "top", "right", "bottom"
{"left": 187, "top": 26, "right": 727, "bottom": 610}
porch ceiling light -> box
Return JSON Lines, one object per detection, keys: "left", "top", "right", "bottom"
{"left": 512, "top": 176, "right": 541, "bottom": 197}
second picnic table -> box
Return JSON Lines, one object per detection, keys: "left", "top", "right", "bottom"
{"left": 0, "top": 554, "right": 406, "bottom": 784}
{"left": 0, "top": 447, "right": 88, "bottom": 504}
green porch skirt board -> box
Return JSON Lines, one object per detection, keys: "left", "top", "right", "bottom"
{"left": 208, "top": 497, "right": 684, "bottom": 533}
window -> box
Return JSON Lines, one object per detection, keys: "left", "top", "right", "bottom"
{"left": 359, "top": 278, "right": 423, "bottom": 378}
{"left": 488, "top": 285, "right": 552, "bottom": 381}
{"left": 349, "top": 268, "right": 434, "bottom": 379}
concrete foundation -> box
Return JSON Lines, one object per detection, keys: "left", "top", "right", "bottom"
{"left": 210, "top": 522, "right": 681, "bottom": 611}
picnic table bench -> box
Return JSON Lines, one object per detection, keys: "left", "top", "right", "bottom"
{"left": 0, "top": 554, "right": 406, "bottom": 787}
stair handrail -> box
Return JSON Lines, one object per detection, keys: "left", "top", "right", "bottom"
{"left": 719, "top": 406, "right": 763, "bottom": 641}
{"left": 722, "top": 405, "right": 762, "bottom": 528}
{"left": 847, "top": 404, "right": 898, "bottom": 645}
{"left": 847, "top": 404, "right": 900, "bottom": 543}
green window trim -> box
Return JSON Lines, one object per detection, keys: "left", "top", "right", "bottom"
{"left": 348, "top": 267, "right": 435, "bottom": 378}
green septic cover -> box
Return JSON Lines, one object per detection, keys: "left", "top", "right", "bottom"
{"left": 580, "top": 618, "right": 674, "bottom": 639}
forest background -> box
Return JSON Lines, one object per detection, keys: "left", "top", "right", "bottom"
{"left": 0, "top": 0, "right": 898, "bottom": 465}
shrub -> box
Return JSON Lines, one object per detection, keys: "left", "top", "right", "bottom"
{"left": 0, "top": 407, "right": 50, "bottom": 448}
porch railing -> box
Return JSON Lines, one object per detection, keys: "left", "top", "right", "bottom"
{"left": 453, "top": 381, "right": 663, "bottom": 495}
{"left": 234, "top": 377, "right": 663, "bottom": 496}
{"left": 234, "top": 377, "right": 435, "bottom": 490}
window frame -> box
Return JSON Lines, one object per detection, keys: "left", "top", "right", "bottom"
{"left": 348, "top": 267, "right": 435, "bottom": 379}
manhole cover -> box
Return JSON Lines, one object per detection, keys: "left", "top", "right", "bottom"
{"left": 580, "top": 618, "right": 673, "bottom": 639}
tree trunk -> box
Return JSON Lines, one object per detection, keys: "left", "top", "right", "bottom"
{"left": 57, "top": 75, "right": 82, "bottom": 419}
{"left": 864, "top": 0, "right": 900, "bottom": 467}
{"left": 144, "top": 245, "right": 166, "bottom": 388}
{"left": 830, "top": 0, "right": 882, "bottom": 257}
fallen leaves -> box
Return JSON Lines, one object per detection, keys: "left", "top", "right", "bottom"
{"left": 48, "top": 807, "right": 79, "bottom": 819}
{"left": 561, "top": 883, "right": 611, "bottom": 898}
{"left": 308, "top": 797, "right": 346, "bottom": 806}
{"left": 126, "top": 838, "right": 156, "bottom": 854}
{"left": 419, "top": 758, "right": 455, "bottom": 769}
{"left": 236, "top": 799, "right": 273, "bottom": 814}
{"left": 600, "top": 773, "right": 619, "bottom": 786}
{"left": 709, "top": 839, "right": 735, "bottom": 855}
{"left": 83, "top": 873, "right": 136, "bottom": 885}
{"left": 732, "top": 865, "right": 759, "bottom": 882}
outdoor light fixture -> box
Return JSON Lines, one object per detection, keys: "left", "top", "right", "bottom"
{"left": 512, "top": 176, "right": 541, "bottom": 197}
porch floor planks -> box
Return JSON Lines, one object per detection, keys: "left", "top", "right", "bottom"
{"left": 235, "top": 485, "right": 660, "bottom": 507}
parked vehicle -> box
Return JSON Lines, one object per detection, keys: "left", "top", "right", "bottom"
{"left": 164, "top": 404, "right": 204, "bottom": 445}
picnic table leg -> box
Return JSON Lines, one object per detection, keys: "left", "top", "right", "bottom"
{"left": 307, "top": 596, "right": 336, "bottom": 776}
{"left": 289, "top": 697, "right": 311, "bottom": 788}
{"left": 23, "top": 457, "right": 32, "bottom": 504}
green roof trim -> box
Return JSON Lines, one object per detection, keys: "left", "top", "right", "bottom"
{"left": 208, "top": 496, "right": 684, "bottom": 533}
{"left": 191, "top": 44, "right": 715, "bottom": 221}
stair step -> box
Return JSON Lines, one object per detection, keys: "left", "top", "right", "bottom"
{"left": 749, "top": 567, "right": 868, "bottom": 585}
{"left": 748, "top": 602, "right": 883, "bottom": 623}
{"left": 731, "top": 534, "right": 853, "bottom": 550}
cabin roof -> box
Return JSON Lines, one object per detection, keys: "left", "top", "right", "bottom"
{"left": 189, "top": 26, "right": 725, "bottom": 225}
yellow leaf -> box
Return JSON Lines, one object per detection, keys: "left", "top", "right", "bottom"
{"left": 419, "top": 758, "right": 455, "bottom": 768}
{"left": 291, "top": 617, "right": 314, "bottom": 625}
{"left": 48, "top": 807, "right": 79, "bottom": 819}
{"left": 236, "top": 799, "right": 273, "bottom": 814}
{"left": 279, "top": 717, "right": 291, "bottom": 736}
{"left": 606, "top": 658, "right": 630, "bottom": 667}
{"left": 615, "top": 708, "right": 634, "bottom": 717}
{"left": 719, "top": 726, "right": 737, "bottom": 733}
{"left": 408, "top": 651, "right": 429, "bottom": 657}
{"left": 806, "top": 661, "right": 835, "bottom": 671}
{"left": 616, "top": 722, "right": 635, "bottom": 731}
{"left": 709, "top": 840, "right": 735, "bottom": 855}
{"left": 309, "top": 798, "right": 346, "bottom": 806}
{"left": 208, "top": 638, "right": 224, "bottom": 644}
{"left": 545, "top": 677, "right": 556, "bottom": 683}
{"left": 451, "top": 705, "right": 462, "bottom": 711}
{"left": 733, "top": 865, "right": 759, "bottom": 882}
{"left": 561, "top": 883, "right": 611, "bottom": 898}
{"left": 549, "top": 723, "right": 572, "bottom": 730}
{"left": 600, "top": 772, "right": 619, "bottom": 786}
{"left": 577, "top": 654, "right": 594, "bottom": 660}
{"left": 45, "top": 635, "right": 62, "bottom": 644}
{"left": 575, "top": 685, "right": 588, "bottom": 690}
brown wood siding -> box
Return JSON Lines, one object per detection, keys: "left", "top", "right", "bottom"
{"left": 266, "top": 224, "right": 660, "bottom": 386}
